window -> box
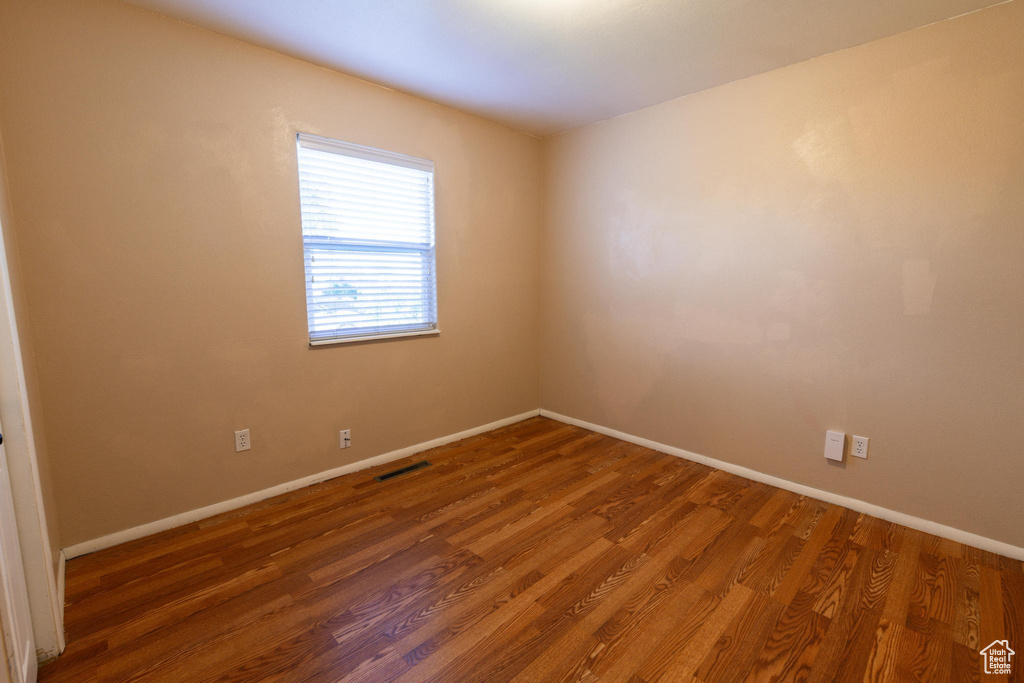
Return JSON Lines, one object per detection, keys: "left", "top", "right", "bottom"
{"left": 296, "top": 133, "right": 438, "bottom": 344}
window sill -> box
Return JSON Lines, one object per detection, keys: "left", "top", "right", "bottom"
{"left": 309, "top": 328, "right": 440, "bottom": 347}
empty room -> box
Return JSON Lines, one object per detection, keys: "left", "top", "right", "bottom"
{"left": 0, "top": 0, "right": 1021, "bottom": 680}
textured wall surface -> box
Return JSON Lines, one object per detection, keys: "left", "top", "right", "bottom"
{"left": 0, "top": 0, "right": 1020, "bottom": 551}
{"left": 0, "top": 0, "right": 543, "bottom": 545}
{"left": 541, "top": 2, "right": 1024, "bottom": 545}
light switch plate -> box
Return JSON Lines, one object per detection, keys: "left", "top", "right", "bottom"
{"left": 824, "top": 430, "right": 845, "bottom": 461}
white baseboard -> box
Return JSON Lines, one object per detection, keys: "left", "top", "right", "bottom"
{"left": 63, "top": 406, "right": 1024, "bottom": 563}
{"left": 56, "top": 550, "right": 65, "bottom": 649}
{"left": 540, "top": 409, "right": 1024, "bottom": 561}
{"left": 36, "top": 551, "right": 66, "bottom": 664}
{"left": 63, "top": 409, "right": 540, "bottom": 559}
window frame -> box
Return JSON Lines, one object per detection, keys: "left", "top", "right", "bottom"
{"left": 295, "top": 132, "right": 440, "bottom": 346}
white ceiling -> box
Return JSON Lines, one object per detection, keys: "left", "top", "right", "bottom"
{"left": 125, "top": 0, "right": 1005, "bottom": 136}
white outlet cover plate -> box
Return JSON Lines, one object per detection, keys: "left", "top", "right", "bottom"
{"left": 824, "top": 430, "right": 845, "bottom": 461}
{"left": 852, "top": 435, "right": 869, "bottom": 459}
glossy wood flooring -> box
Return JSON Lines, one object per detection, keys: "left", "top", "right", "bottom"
{"left": 43, "top": 417, "right": 1023, "bottom": 682}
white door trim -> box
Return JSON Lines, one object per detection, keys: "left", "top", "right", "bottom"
{"left": 0, "top": 431, "right": 35, "bottom": 683}
{"left": 0, "top": 135, "right": 64, "bottom": 661}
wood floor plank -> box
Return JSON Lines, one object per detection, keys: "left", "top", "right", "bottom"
{"left": 694, "top": 590, "right": 785, "bottom": 682}
{"left": 863, "top": 617, "right": 907, "bottom": 683}
{"left": 770, "top": 505, "right": 844, "bottom": 605}
{"left": 743, "top": 590, "right": 831, "bottom": 682}
{"left": 896, "top": 617, "right": 953, "bottom": 682}
{"left": 979, "top": 565, "right": 1009, "bottom": 683}
{"left": 39, "top": 416, "right": 1024, "bottom": 682}
{"left": 639, "top": 583, "right": 751, "bottom": 682}
{"left": 518, "top": 504, "right": 731, "bottom": 681}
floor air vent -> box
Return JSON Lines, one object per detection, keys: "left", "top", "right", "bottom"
{"left": 375, "top": 460, "right": 432, "bottom": 482}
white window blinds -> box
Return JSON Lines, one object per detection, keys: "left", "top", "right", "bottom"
{"left": 296, "top": 133, "right": 438, "bottom": 344}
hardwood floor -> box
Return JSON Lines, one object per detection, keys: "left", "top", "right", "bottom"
{"left": 41, "top": 417, "right": 1023, "bottom": 681}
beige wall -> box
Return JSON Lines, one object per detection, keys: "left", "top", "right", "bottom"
{"left": 0, "top": 0, "right": 543, "bottom": 546}
{"left": 1, "top": 0, "right": 1021, "bottom": 552}
{"left": 541, "top": 2, "right": 1024, "bottom": 546}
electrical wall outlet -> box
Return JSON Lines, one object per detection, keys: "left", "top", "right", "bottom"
{"left": 852, "top": 435, "right": 869, "bottom": 459}
{"left": 234, "top": 429, "right": 251, "bottom": 452}
{"left": 824, "top": 430, "right": 844, "bottom": 461}
{"left": 340, "top": 429, "right": 351, "bottom": 449}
